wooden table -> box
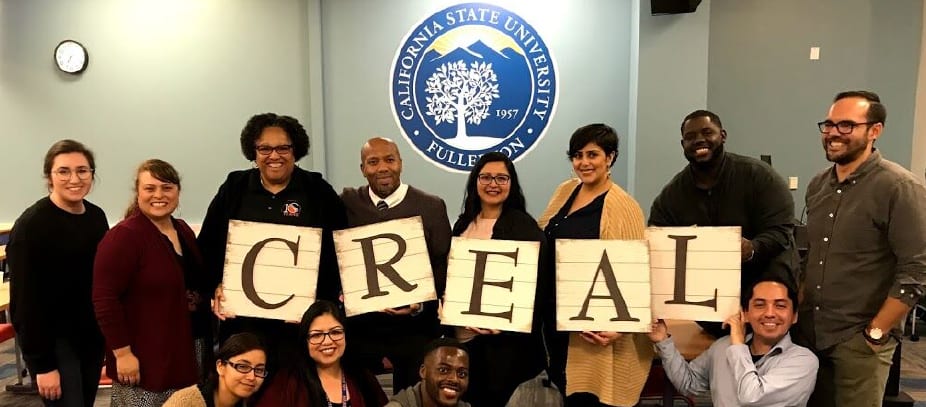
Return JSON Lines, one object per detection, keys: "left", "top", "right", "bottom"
{"left": 665, "top": 319, "right": 715, "bottom": 359}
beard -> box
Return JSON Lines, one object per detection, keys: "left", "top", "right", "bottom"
{"left": 823, "top": 135, "right": 869, "bottom": 165}
{"left": 685, "top": 142, "right": 725, "bottom": 171}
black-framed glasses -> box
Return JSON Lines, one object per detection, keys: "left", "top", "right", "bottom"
{"left": 817, "top": 120, "right": 876, "bottom": 135}
{"left": 53, "top": 167, "right": 94, "bottom": 181}
{"left": 308, "top": 328, "right": 345, "bottom": 345}
{"left": 477, "top": 173, "right": 510, "bottom": 186}
{"left": 256, "top": 144, "right": 293, "bottom": 156}
{"left": 223, "top": 360, "right": 268, "bottom": 378}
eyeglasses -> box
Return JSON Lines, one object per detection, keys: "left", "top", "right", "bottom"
{"left": 256, "top": 144, "right": 293, "bottom": 156}
{"left": 53, "top": 167, "right": 94, "bottom": 181}
{"left": 307, "top": 328, "right": 345, "bottom": 345}
{"left": 223, "top": 360, "right": 268, "bottom": 378}
{"left": 817, "top": 120, "right": 877, "bottom": 135}
{"left": 477, "top": 174, "right": 510, "bottom": 186}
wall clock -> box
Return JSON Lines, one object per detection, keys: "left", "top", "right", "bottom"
{"left": 54, "top": 40, "right": 88, "bottom": 74}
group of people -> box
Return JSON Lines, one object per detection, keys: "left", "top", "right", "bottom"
{"left": 6, "top": 89, "right": 926, "bottom": 407}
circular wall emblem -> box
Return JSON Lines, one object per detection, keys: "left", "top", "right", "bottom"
{"left": 389, "top": 3, "right": 558, "bottom": 172}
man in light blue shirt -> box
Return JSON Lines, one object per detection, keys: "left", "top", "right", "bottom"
{"left": 649, "top": 276, "right": 819, "bottom": 406}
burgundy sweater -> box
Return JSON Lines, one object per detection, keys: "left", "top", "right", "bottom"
{"left": 93, "top": 213, "right": 200, "bottom": 392}
{"left": 253, "top": 367, "right": 388, "bottom": 407}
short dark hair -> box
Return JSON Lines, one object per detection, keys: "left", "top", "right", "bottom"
{"left": 239, "top": 113, "right": 310, "bottom": 161}
{"left": 680, "top": 110, "right": 723, "bottom": 135}
{"left": 421, "top": 338, "right": 469, "bottom": 366}
{"left": 456, "top": 152, "right": 527, "bottom": 229}
{"left": 742, "top": 274, "right": 799, "bottom": 311}
{"left": 834, "top": 90, "right": 887, "bottom": 125}
{"left": 566, "top": 123, "right": 619, "bottom": 167}
{"left": 43, "top": 139, "right": 96, "bottom": 188}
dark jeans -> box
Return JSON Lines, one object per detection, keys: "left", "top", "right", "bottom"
{"left": 29, "top": 339, "right": 103, "bottom": 407}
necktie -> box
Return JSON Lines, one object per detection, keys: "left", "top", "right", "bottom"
{"left": 376, "top": 200, "right": 388, "bottom": 211}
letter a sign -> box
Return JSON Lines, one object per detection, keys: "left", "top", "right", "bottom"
{"left": 555, "top": 239, "right": 651, "bottom": 332}
{"left": 334, "top": 216, "right": 437, "bottom": 316}
{"left": 222, "top": 220, "right": 323, "bottom": 321}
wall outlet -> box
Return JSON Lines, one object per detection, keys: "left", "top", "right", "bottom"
{"left": 789, "top": 176, "right": 799, "bottom": 190}
{"left": 810, "top": 47, "right": 820, "bottom": 60}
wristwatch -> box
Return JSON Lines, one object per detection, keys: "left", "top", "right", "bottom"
{"left": 863, "top": 326, "right": 888, "bottom": 346}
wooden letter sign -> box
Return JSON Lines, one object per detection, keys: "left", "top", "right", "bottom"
{"left": 555, "top": 239, "right": 651, "bottom": 332}
{"left": 647, "top": 226, "right": 741, "bottom": 321}
{"left": 222, "top": 220, "right": 322, "bottom": 321}
{"left": 334, "top": 216, "right": 437, "bottom": 317}
{"left": 441, "top": 237, "right": 540, "bottom": 333}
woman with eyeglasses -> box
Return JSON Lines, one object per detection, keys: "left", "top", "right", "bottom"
{"left": 7, "top": 140, "right": 109, "bottom": 406}
{"left": 449, "top": 152, "right": 548, "bottom": 407}
{"left": 94, "top": 159, "right": 205, "bottom": 406}
{"left": 164, "top": 332, "right": 268, "bottom": 407}
{"left": 538, "top": 124, "right": 653, "bottom": 406}
{"left": 198, "top": 113, "right": 347, "bottom": 373}
{"left": 254, "top": 300, "right": 387, "bottom": 407}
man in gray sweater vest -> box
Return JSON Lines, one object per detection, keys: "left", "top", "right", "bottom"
{"left": 340, "top": 137, "right": 453, "bottom": 393}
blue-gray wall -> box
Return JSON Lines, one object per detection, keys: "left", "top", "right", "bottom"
{"left": 634, "top": 0, "right": 711, "bottom": 219}
{"left": 319, "top": 0, "right": 634, "bottom": 220}
{"left": 707, "top": 0, "right": 923, "bottom": 212}
{"left": 0, "top": 0, "right": 315, "bottom": 223}
{"left": 1, "top": 0, "right": 922, "bottom": 224}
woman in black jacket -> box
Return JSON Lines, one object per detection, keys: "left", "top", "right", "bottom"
{"left": 450, "top": 152, "right": 548, "bottom": 407}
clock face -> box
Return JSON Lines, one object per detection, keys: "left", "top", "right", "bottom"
{"left": 54, "top": 40, "right": 88, "bottom": 74}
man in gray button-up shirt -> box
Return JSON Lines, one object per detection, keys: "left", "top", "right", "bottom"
{"left": 650, "top": 276, "right": 818, "bottom": 406}
{"left": 799, "top": 90, "right": 926, "bottom": 407}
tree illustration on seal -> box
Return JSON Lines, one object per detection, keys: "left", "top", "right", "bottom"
{"left": 424, "top": 60, "right": 501, "bottom": 145}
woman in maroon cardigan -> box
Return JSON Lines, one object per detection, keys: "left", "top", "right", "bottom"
{"left": 254, "top": 300, "right": 387, "bottom": 407}
{"left": 93, "top": 159, "right": 207, "bottom": 406}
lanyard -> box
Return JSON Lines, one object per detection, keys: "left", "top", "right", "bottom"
{"left": 326, "top": 373, "right": 348, "bottom": 407}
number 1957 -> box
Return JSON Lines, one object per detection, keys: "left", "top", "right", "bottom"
{"left": 495, "top": 109, "right": 519, "bottom": 119}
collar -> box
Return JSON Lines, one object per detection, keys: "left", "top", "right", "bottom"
{"left": 744, "top": 331, "right": 793, "bottom": 358}
{"left": 826, "top": 148, "right": 882, "bottom": 186}
{"left": 685, "top": 151, "right": 729, "bottom": 189}
{"left": 368, "top": 183, "right": 408, "bottom": 208}
{"left": 246, "top": 167, "right": 305, "bottom": 194}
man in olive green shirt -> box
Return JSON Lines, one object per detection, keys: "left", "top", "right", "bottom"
{"left": 799, "top": 90, "right": 926, "bottom": 407}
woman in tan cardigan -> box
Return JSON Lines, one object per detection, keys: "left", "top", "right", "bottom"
{"left": 538, "top": 123, "right": 653, "bottom": 406}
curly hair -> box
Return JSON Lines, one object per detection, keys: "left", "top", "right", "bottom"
{"left": 239, "top": 113, "right": 310, "bottom": 161}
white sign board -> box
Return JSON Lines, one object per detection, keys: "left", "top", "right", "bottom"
{"left": 647, "top": 226, "right": 741, "bottom": 321}
{"left": 222, "top": 220, "right": 322, "bottom": 321}
{"left": 555, "top": 239, "right": 651, "bottom": 332}
{"left": 334, "top": 216, "right": 437, "bottom": 317}
{"left": 441, "top": 237, "right": 540, "bottom": 333}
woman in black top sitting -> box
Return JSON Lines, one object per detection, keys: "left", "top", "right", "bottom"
{"left": 254, "top": 300, "right": 388, "bottom": 407}
{"left": 164, "top": 332, "right": 268, "bottom": 407}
